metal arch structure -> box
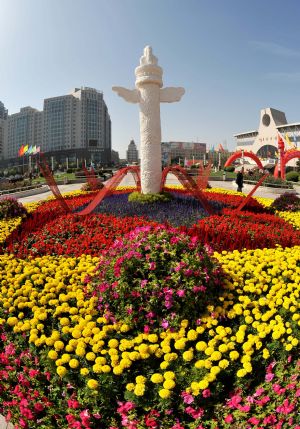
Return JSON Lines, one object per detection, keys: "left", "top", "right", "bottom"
{"left": 274, "top": 149, "right": 300, "bottom": 179}
{"left": 37, "top": 154, "right": 71, "bottom": 213}
{"left": 37, "top": 159, "right": 141, "bottom": 215}
{"left": 160, "top": 165, "right": 215, "bottom": 215}
{"left": 77, "top": 165, "right": 141, "bottom": 215}
{"left": 224, "top": 151, "right": 264, "bottom": 170}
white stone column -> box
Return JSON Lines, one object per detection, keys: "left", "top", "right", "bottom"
{"left": 113, "top": 46, "right": 185, "bottom": 194}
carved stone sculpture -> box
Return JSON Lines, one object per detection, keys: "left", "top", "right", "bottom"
{"left": 113, "top": 46, "right": 185, "bottom": 194}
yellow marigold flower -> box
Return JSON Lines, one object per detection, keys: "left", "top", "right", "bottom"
{"left": 48, "top": 350, "right": 58, "bottom": 360}
{"left": 69, "top": 358, "right": 80, "bottom": 369}
{"left": 108, "top": 339, "right": 119, "bottom": 348}
{"left": 160, "top": 362, "right": 169, "bottom": 370}
{"left": 87, "top": 379, "right": 98, "bottom": 389}
{"left": 56, "top": 366, "right": 67, "bottom": 377}
{"left": 151, "top": 373, "right": 164, "bottom": 383}
{"left": 182, "top": 350, "right": 194, "bottom": 362}
{"left": 291, "top": 338, "right": 299, "bottom": 346}
{"left": 210, "top": 366, "right": 221, "bottom": 375}
{"left": 198, "top": 379, "right": 209, "bottom": 390}
{"left": 126, "top": 383, "right": 135, "bottom": 391}
{"left": 135, "top": 375, "right": 146, "bottom": 384}
{"left": 219, "top": 359, "right": 229, "bottom": 369}
{"left": 195, "top": 359, "right": 206, "bottom": 368}
{"left": 174, "top": 339, "right": 186, "bottom": 350}
{"left": 196, "top": 341, "right": 207, "bottom": 352}
{"left": 54, "top": 340, "right": 65, "bottom": 351}
{"left": 61, "top": 353, "right": 71, "bottom": 363}
{"left": 134, "top": 383, "right": 145, "bottom": 396}
{"left": 163, "top": 379, "right": 175, "bottom": 390}
{"left": 101, "top": 365, "right": 111, "bottom": 373}
{"left": 218, "top": 344, "right": 228, "bottom": 353}
{"left": 237, "top": 369, "right": 247, "bottom": 377}
{"left": 159, "top": 388, "right": 171, "bottom": 399}
{"left": 86, "top": 352, "right": 96, "bottom": 361}
{"left": 80, "top": 367, "right": 89, "bottom": 376}
{"left": 113, "top": 366, "right": 123, "bottom": 375}
{"left": 229, "top": 351, "right": 239, "bottom": 361}
{"left": 187, "top": 329, "right": 198, "bottom": 341}
{"left": 204, "top": 347, "right": 214, "bottom": 356}
{"left": 164, "top": 371, "right": 175, "bottom": 380}
{"left": 210, "top": 351, "right": 222, "bottom": 361}
{"left": 148, "top": 334, "right": 158, "bottom": 343}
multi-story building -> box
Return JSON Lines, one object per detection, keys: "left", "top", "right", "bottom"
{"left": 0, "top": 101, "right": 8, "bottom": 120}
{"left": 0, "top": 101, "right": 8, "bottom": 159}
{"left": 111, "top": 149, "right": 120, "bottom": 165}
{"left": 43, "top": 87, "right": 111, "bottom": 165}
{"left": 161, "top": 141, "right": 207, "bottom": 165}
{"left": 1, "top": 87, "right": 111, "bottom": 167}
{"left": 126, "top": 139, "right": 139, "bottom": 164}
{"left": 5, "top": 107, "right": 42, "bottom": 160}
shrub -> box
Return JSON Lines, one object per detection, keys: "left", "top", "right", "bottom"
{"left": 0, "top": 197, "right": 27, "bottom": 220}
{"left": 128, "top": 191, "right": 173, "bottom": 204}
{"left": 286, "top": 171, "right": 299, "bottom": 182}
{"left": 270, "top": 193, "right": 300, "bottom": 212}
{"left": 81, "top": 181, "right": 104, "bottom": 192}
{"left": 224, "top": 166, "right": 235, "bottom": 172}
{"left": 92, "top": 225, "right": 224, "bottom": 330}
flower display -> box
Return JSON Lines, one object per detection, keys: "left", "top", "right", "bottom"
{"left": 0, "top": 186, "right": 299, "bottom": 428}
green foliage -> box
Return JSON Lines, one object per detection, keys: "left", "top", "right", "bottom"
{"left": 128, "top": 191, "right": 173, "bottom": 204}
{"left": 224, "top": 166, "right": 235, "bottom": 172}
{"left": 286, "top": 171, "right": 299, "bottom": 182}
{"left": 0, "top": 197, "right": 28, "bottom": 220}
{"left": 270, "top": 192, "right": 300, "bottom": 212}
{"left": 81, "top": 181, "right": 104, "bottom": 192}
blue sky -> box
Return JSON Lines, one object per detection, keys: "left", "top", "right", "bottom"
{"left": 1, "top": 0, "right": 300, "bottom": 157}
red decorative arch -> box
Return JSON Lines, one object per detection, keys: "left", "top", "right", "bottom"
{"left": 77, "top": 166, "right": 141, "bottom": 215}
{"left": 224, "top": 151, "right": 264, "bottom": 170}
{"left": 274, "top": 150, "right": 300, "bottom": 179}
{"left": 160, "top": 165, "right": 215, "bottom": 215}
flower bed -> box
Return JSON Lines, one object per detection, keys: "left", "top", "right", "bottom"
{"left": 0, "top": 187, "right": 300, "bottom": 428}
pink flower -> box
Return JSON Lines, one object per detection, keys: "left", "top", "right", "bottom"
{"left": 181, "top": 391, "right": 194, "bottom": 404}
{"left": 224, "top": 414, "right": 233, "bottom": 423}
{"left": 254, "top": 387, "right": 264, "bottom": 397}
{"left": 265, "top": 372, "right": 275, "bottom": 382}
{"left": 176, "top": 289, "right": 185, "bottom": 297}
{"left": 161, "top": 319, "right": 169, "bottom": 329}
{"left": 149, "top": 262, "right": 156, "bottom": 270}
{"left": 248, "top": 417, "right": 260, "bottom": 425}
{"left": 202, "top": 389, "right": 211, "bottom": 398}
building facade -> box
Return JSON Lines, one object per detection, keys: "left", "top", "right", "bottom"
{"left": 5, "top": 107, "right": 42, "bottom": 160}
{"left": 126, "top": 139, "right": 139, "bottom": 164}
{"left": 234, "top": 108, "right": 300, "bottom": 163}
{"left": 161, "top": 141, "right": 207, "bottom": 165}
{"left": 1, "top": 87, "right": 111, "bottom": 168}
{"left": 0, "top": 101, "right": 8, "bottom": 120}
{"left": 0, "top": 101, "right": 8, "bottom": 159}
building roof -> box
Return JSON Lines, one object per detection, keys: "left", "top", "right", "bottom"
{"left": 276, "top": 122, "right": 300, "bottom": 129}
{"left": 234, "top": 130, "right": 258, "bottom": 138}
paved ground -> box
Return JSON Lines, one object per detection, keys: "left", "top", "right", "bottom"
{"left": 1, "top": 174, "right": 298, "bottom": 428}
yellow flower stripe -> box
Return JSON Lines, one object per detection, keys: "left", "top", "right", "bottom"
{"left": 277, "top": 211, "right": 300, "bottom": 230}
{"left": 0, "top": 246, "right": 299, "bottom": 398}
{"left": 0, "top": 218, "right": 22, "bottom": 244}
